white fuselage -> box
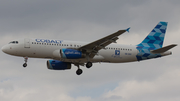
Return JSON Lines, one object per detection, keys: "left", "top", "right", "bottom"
{"left": 2, "top": 38, "right": 138, "bottom": 63}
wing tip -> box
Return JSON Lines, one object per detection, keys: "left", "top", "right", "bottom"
{"left": 126, "top": 27, "right": 131, "bottom": 32}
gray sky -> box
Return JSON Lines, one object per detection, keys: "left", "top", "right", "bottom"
{"left": 0, "top": 0, "right": 180, "bottom": 101}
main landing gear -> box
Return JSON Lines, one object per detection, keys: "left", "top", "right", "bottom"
{"left": 76, "top": 68, "right": 83, "bottom": 75}
{"left": 86, "top": 62, "right": 92, "bottom": 68}
{"left": 76, "top": 64, "right": 83, "bottom": 75}
{"left": 23, "top": 57, "right": 28, "bottom": 67}
{"left": 75, "top": 62, "right": 93, "bottom": 75}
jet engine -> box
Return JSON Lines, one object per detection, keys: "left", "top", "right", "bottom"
{"left": 60, "top": 48, "right": 86, "bottom": 59}
{"left": 47, "top": 60, "right": 71, "bottom": 70}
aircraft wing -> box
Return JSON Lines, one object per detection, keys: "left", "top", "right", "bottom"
{"left": 78, "top": 28, "right": 129, "bottom": 58}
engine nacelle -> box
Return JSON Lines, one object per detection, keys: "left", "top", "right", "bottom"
{"left": 60, "top": 48, "right": 85, "bottom": 59}
{"left": 47, "top": 60, "right": 71, "bottom": 70}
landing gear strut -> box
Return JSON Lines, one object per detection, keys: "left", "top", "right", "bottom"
{"left": 23, "top": 57, "right": 28, "bottom": 67}
{"left": 86, "top": 62, "right": 92, "bottom": 68}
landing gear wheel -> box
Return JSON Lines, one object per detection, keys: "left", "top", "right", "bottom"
{"left": 23, "top": 57, "right": 28, "bottom": 68}
{"left": 86, "top": 62, "right": 92, "bottom": 68}
{"left": 76, "top": 69, "right": 83, "bottom": 75}
{"left": 23, "top": 63, "right": 27, "bottom": 67}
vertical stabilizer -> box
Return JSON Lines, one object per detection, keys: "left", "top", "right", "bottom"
{"left": 137, "top": 22, "right": 168, "bottom": 49}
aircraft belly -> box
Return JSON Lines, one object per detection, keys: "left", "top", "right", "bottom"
{"left": 56, "top": 55, "right": 105, "bottom": 63}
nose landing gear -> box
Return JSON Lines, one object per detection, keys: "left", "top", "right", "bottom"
{"left": 23, "top": 57, "right": 28, "bottom": 67}
{"left": 23, "top": 63, "right": 27, "bottom": 67}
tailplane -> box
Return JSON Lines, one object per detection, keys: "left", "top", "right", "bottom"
{"left": 151, "top": 44, "right": 177, "bottom": 54}
{"left": 137, "top": 21, "right": 168, "bottom": 49}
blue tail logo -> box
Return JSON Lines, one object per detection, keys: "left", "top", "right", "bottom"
{"left": 137, "top": 22, "right": 167, "bottom": 49}
{"left": 136, "top": 21, "right": 168, "bottom": 61}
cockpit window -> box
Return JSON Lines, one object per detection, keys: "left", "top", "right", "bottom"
{"left": 9, "top": 41, "right": 18, "bottom": 44}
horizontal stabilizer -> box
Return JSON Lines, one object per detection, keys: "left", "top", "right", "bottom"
{"left": 151, "top": 44, "right": 177, "bottom": 53}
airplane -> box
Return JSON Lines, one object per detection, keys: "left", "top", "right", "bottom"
{"left": 1, "top": 21, "right": 177, "bottom": 75}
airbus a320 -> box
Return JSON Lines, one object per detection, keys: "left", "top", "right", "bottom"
{"left": 2, "top": 22, "right": 177, "bottom": 75}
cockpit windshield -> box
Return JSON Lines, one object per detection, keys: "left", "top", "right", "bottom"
{"left": 9, "top": 41, "right": 18, "bottom": 44}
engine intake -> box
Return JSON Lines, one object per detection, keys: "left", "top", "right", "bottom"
{"left": 47, "top": 60, "right": 71, "bottom": 70}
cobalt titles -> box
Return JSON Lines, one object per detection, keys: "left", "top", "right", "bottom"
{"left": 35, "top": 39, "right": 63, "bottom": 44}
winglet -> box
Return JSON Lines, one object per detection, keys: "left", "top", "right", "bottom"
{"left": 126, "top": 27, "right": 130, "bottom": 32}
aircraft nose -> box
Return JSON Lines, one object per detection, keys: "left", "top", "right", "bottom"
{"left": 1, "top": 45, "right": 8, "bottom": 53}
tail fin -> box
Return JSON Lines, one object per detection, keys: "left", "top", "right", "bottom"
{"left": 137, "top": 21, "right": 168, "bottom": 49}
